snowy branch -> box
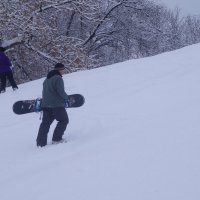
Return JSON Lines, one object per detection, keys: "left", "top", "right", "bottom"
{"left": 1, "top": 35, "right": 23, "bottom": 49}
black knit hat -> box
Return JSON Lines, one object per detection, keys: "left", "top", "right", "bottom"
{"left": 54, "top": 63, "right": 65, "bottom": 70}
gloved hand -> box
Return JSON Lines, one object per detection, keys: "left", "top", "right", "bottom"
{"left": 65, "top": 97, "right": 75, "bottom": 107}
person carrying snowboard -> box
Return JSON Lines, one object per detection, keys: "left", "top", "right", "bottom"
{"left": 36, "top": 63, "right": 69, "bottom": 147}
{"left": 0, "top": 47, "right": 18, "bottom": 93}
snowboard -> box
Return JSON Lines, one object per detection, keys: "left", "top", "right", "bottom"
{"left": 13, "top": 94, "right": 85, "bottom": 115}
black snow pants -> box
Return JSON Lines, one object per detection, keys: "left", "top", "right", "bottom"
{"left": 0, "top": 70, "right": 18, "bottom": 91}
{"left": 36, "top": 107, "right": 69, "bottom": 147}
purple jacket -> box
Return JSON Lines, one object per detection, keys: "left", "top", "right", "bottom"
{"left": 0, "top": 52, "right": 12, "bottom": 73}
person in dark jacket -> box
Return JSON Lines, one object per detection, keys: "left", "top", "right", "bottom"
{"left": 0, "top": 47, "right": 18, "bottom": 93}
{"left": 36, "top": 63, "right": 69, "bottom": 147}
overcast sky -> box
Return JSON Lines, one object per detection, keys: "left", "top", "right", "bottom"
{"left": 154, "top": 0, "right": 200, "bottom": 15}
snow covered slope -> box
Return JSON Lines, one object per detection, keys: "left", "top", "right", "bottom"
{"left": 0, "top": 44, "right": 200, "bottom": 200}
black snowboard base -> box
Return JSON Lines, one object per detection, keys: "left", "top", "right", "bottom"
{"left": 13, "top": 94, "right": 85, "bottom": 115}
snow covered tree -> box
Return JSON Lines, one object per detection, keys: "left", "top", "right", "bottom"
{"left": 1, "top": 0, "right": 200, "bottom": 83}
{"left": 182, "top": 15, "right": 200, "bottom": 45}
{"left": 0, "top": 0, "right": 101, "bottom": 81}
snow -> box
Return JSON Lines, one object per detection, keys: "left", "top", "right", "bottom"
{"left": 0, "top": 44, "right": 200, "bottom": 200}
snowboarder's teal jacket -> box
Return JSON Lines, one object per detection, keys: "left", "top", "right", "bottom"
{"left": 41, "top": 70, "right": 68, "bottom": 108}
